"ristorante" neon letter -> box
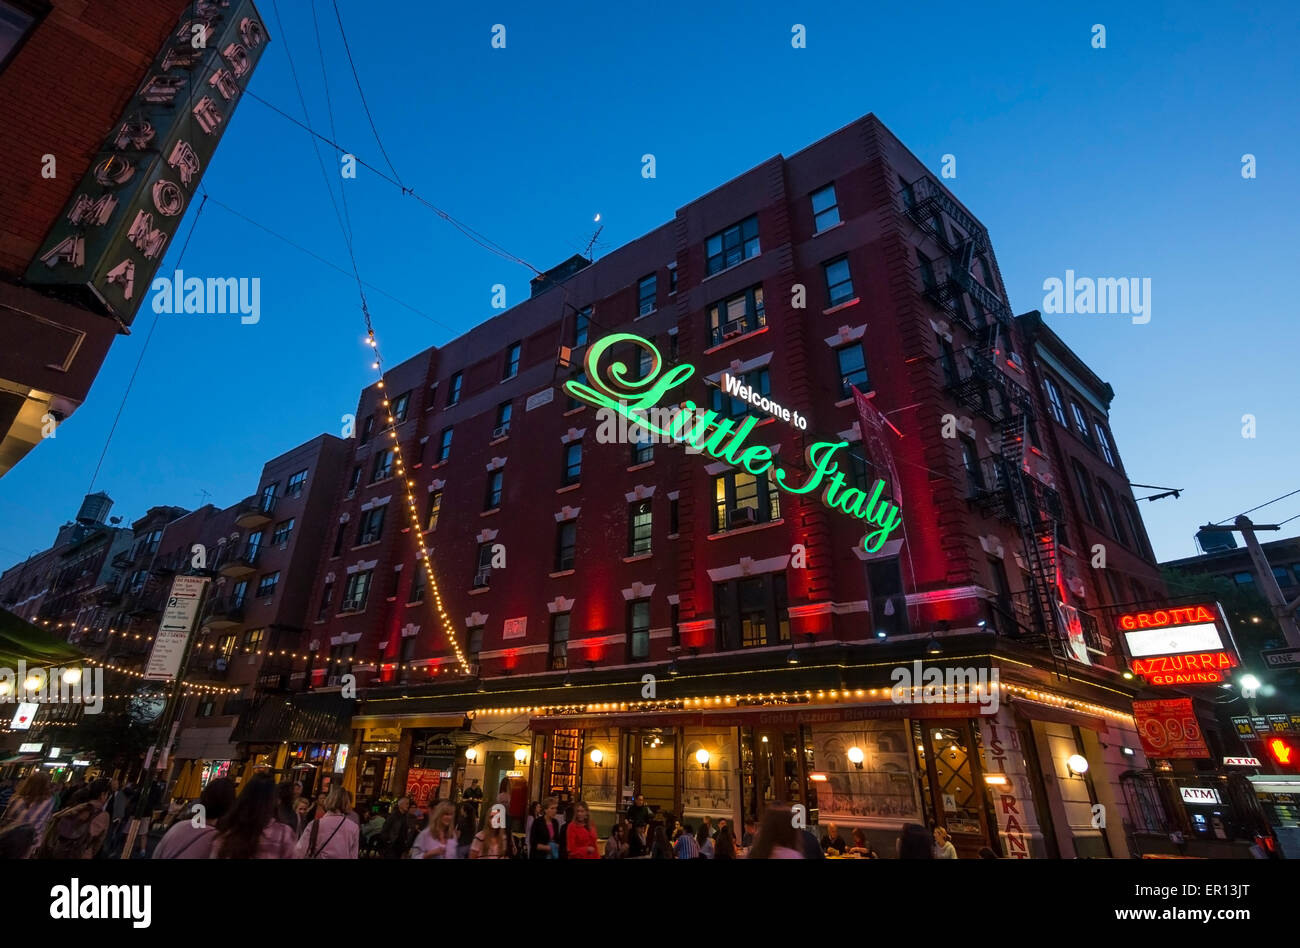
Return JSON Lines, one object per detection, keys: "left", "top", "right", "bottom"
{"left": 563, "top": 333, "right": 904, "bottom": 552}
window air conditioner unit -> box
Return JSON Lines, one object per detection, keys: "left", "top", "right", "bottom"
{"left": 493, "top": 423, "right": 510, "bottom": 439}
{"left": 473, "top": 569, "right": 491, "bottom": 588}
{"left": 342, "top": 597, "right": 362, "bottom": 612}
{"left": 1008, "top": 351, "right": 1024, "bottom": 370}
{"left": 722, "top": 320, "right": 744, "bottom": 339}
{"left": 728, "top": 507, "right": 758, "bottom": 528}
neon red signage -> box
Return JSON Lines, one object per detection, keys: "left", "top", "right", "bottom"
{"left": 1117, "top": 605, "right": 1216, "bottom": 631}
{"left": 1129, "top": 650, "right": 1237, "bottom": 685}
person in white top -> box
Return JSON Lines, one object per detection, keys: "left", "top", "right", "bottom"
{"left": 295, "top": 786, "right": 360, "bottom": 859}
{"left": 410, "top": 801, "right": 459, "bottom": 858}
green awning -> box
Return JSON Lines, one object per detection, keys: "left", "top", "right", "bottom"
{"left": 0, "top": 608, "right": 85, "bottom": 667}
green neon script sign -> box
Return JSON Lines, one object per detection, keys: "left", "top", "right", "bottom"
{"left": 563, "top": 333, "right": 903, "bottom": 552}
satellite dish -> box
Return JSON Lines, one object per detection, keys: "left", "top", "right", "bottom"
{"left": 109, "top": 516, "right": 123, "bottom": 525}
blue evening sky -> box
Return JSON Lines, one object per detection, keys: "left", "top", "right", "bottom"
{"left": 2, "top": 0, "right": 1297, "bottom": 570}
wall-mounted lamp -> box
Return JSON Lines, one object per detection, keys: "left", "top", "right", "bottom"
{"left": 514, "top": 747, "right": 527, "bottom": 764}
{"left": 1067, "top": 754, "right": 1089, "bottom": 777}
{"left": 465, "top": 747, "right": 478, "bottom": 763}
{"left": 695, "top": 748, "right": 710, "bottom": 770}
{"left": 590, "top": 748, "right": 604, "bottom": 767}
{"left": 983, "top": 774, "right": 1008, "bottom": 786}
{"left": 847, "top": 746, "right": 865, "bottom": 770}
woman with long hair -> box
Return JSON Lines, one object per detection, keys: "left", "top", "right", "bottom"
{"left": 714, "top": 824, "right": 737, "bottom": 860}
{"left": 154, "top": 777, "right": 236, "bottom": 859}
{"left": 0, "top": 771, "right": 55, "bottom": 857}
{"left": 564, "top": 800, "right": 600, "bottom": 858}
{"left": 470, "top": 813, "right": 511, "bottom": 859}
{"left": 649, "top": 820, "right": 673, "bottom": 859}
{"left": 211, "top": 773, "right": 298, "bottom": 859}
{"left": 411, "top": 801, "right": 458, "bottom": 858}
{"left": 294, "top": 785, "right": 359, "bottom": 859}
{"left": 602, "top": 820, "right": 628, "bottom": 859}
{"left": 455, "top": 801, "right": 477, "bottom": 858}
{"left": 748, "top": 804, "right": 803, "bottom": 859}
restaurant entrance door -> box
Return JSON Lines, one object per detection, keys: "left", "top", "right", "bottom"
{"left": 912, "top": 718, "right": 993, "bottom": 856}
{"left": 740, "top": 727, "right": 812, "bottom": 824}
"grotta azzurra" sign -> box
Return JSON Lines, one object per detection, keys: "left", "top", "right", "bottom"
{"left": 563, "top": 333, "right": 903, "bottom": 552}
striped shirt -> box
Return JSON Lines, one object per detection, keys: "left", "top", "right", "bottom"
{"left": 673, "top": 833, "right": 700, "bottom": 860}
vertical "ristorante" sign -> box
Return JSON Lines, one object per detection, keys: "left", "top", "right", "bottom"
{"left": 25, "top": 0, "right": 270, "bottom": 324}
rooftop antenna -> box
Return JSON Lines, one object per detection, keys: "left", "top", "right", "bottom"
{"left": 197, "top": 489, "right": 212, "bottom": 507}
{"left": 582, "top": 213, "right": 603, "bottom": 259}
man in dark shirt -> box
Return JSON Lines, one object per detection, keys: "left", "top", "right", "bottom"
{"left": 820, "top": 822, "right": 849, "bottom": 854}
{"left": 379, "top": 796, "right": 417, "bottom": 859}
{"left": 461, "top": 779, "right": 484, "bottom": 823}
{"left": 625, "top": 794, "right": 653, "bottom": 828}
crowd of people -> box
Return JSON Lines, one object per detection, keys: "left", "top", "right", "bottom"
{"left": 0, "top": 771, "right": 985, "bottom": 860}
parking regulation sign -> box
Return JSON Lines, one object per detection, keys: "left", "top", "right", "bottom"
{"left": 144, "top": 575, "right": 209, "bottom": 681}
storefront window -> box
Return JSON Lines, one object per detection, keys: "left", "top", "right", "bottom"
{"left": 914, "top": 721, "right": 983, "bottom": 835}
{"left": 681, "top": 727, "right": 737, "bottom": 822}
{"left": 812, "top": 721, "right": 920, "bottom": 820}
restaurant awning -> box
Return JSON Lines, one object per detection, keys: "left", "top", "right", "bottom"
{"left": 0, "top": 607, "right": 84, "bottom": 667}
{"left": 0, "top": 753, "right": 42, "bottom": 765}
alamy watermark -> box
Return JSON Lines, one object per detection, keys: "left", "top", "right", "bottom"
{"left": 1042, "top": 270, "right": 1150, "bottom": 325}
{"left": 0, "top": 661, "right": 104, "bottom": 714}
{"left": 889, "top": 660, "right": 1000, "bottom": 714}
{"left": 149, "top": 269, "right": 260, "bottom": 324}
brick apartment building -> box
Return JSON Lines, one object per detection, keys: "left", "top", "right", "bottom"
{"left": 0, "top": 0, "right": 266, "bottom": 476}
{"left": 291, "top": 114, "right": 1170, "bottom": 858}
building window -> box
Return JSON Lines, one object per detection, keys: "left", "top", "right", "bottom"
{"left": 286, "top": 469, "right": 308, "bottom": 497}
{"left": 714, "top": 469, "right": 780, "bottom": 532}
{"left": 342, "top": 571, "right": 372, "bottom": 612}
{"left": 438, "top": 427, "right": 453, "bottom": 463}
{"left": 391, "top": 391, "right": 411, "bottom": 423}
{"left": 1070, "top": 402, "right": 1093, "bottom": 445}
{"left": 1043, "top": 377, "right": 1067, "bottom": 427}
{"left": 1233, "top": 572, "right": 1254, "bottom": 585}
{"left": 425, "top": 490, "right": 442, "bottom": 531}
{"left": 271, "top": 519, "right": 294, "bottom": 546}
{"left": 447, "top": 372, "right": 463, "bottom": 406}
{"left": 549, "top": 613, "right": 570, "bottom": 670}
{"left": 961, "top": 437, "right": 984, "bottom": 495}
{"left": 899, "top": 175, "right": 915, "bottom": 209}
{"left": 824, "top": 257, "right": 855, "bottom": 307}
{"left": 326, "top": 644, "right": 355, "bottom": 686}
{"left": 867, "top": 557, "right": 909, "bottom": 637}
{"left": 255, "top": 573, "right": 279, "bottom": 599}
{"left": 669, "top": 497, "right": 679, "bottom": 534}
{"left": 712, "top": 368, "right": 770, "bottom": 419}
{"left": 627, "top": 599, "right": 651, "bottom": 660}
{"left": 243, "top": 627, "right": 265, "bottom": 651}
{"left": 627, "top": 500, "right": 653, "bottom": 556}
{"left": 0, "top": 2, "right": 38, "bottom": 73}
{"left": 230, "top": 580, "right": 248, "bottom": 608}
{"left": 563, "top": 442, "right": 582, "bottom": 485}
{"left": 1072, "top": 461, "right": 1100, "bottom": 525}
{"left": 574, "top": 306, "right": 590, "bottom": 347}
{"left": 331, "top": 523, "right": 346, "bottom": 558}
{"left": 409, "top": 564, "right": 427, "bottom": 603}
{"left": 706, "top": 215, "right": 760, "bottom": 275}
{"left": 1095, "top": 423, "right": 1117, "bottom": 467}
{"left": 708, "top": 285, "right": 765, "bottom": 346}
{"left": 632, "top": 436, "right": 654, "bottom": 465}
{"left": 484, "top": 470, "right": 504, "bottom": 510}
{"left": 668, "top": 265, "right": 677, "bottom": 294}
{"left": 371, "top": 448, "right": 395, "bottom": 482}
{"left": 348, "top": 466, "right": 361, "bottom": 494}
{"left": 359, "top": 416, "right": 374, "bottom": 445}
{"left": 467, "top": 625, "right": 484, "bottom": 663}
{"left": 637, "top": 273, "right": 657, "bottom": 316}
{"left": 555, "top": 521, "right": 577, "bottom": 571}
{"left": 197, "top": 696, "right": 215, "bottom": 718}
{"left": 811, "top": 184, "right": 840, "bottom": 232}
{"left": 1097, "top": 481, "right": 1129, "bottom": 545}
{"left": 714, "top": 573, "right": 789, "bottom": 650}
{"left": 503, "top": 341, "right": 521, "bottom": 380}
{"left": 835, "top": 344, "right": 869, "bottom": 398}
{"left": 1122, "top": 499, "right": 1148, "bottom": 558}
{"left": 217, "top": 633, "right": 237, "bottom": 660}
{"left": 473, "top": 544, "right": 493, "bottom": 587}
{"left": 917, "top": 250, "right": 937, "bottom": 292}
{"left": 977, "top": 255, "right": 996, "bottom": 292}
{"left": 566, "top": 370, "right": 588, "bottom": 411}
{"left": 494, "top": 400, "right": 512, "bottom": 438}
{"left": 937, "top": 335, "right": 957, "bottom": 387}
{"left": 317, "top": 581, "right": 333, "bottom": 621}
{"left": 356, "top": 506, "right": 386, "bottom": 545}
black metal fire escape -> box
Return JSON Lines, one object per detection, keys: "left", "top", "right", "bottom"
{"left": 905, "top": 174, "right": 1072, "bottom": 663}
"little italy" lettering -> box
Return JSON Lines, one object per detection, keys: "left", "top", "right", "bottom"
{"left": 564, "top": 333, "right": 903, "bottom": 552}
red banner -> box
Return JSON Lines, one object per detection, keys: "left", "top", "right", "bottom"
{"left": 851, "top": 385, "right": 902, "bottom": 505}
{"left": 1133, "top": 698, "right": 1209, "bottom": 760}
{"left": 405, "top": 768, "right": 443, "bottom": 808}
